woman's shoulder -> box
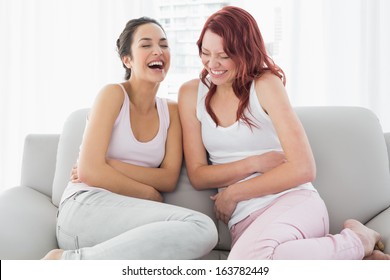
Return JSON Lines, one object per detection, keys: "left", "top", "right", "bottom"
{"left": 254, "top": 72, "right": 286, "bottom": 99}
{"left": 95, "top": 83, "right": 125, "bottom": 99}
{"left": 179, "top": 78, "right": 200, "bottom": 93}
{"left": 254, "top": 71, "right": 284, "bottom": 88}
{"left": 90, "top": 83, "right": 127, "bottom": 118}
{"left": 253, "top": 71, "right": 290, "bottom": 115}
{"left": 178, "top": 78, "right": 201, "bottom": 104}
{"left": 99, "top": 83, "right": 126, "bottom": 97}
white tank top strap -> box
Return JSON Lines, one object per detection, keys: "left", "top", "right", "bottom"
{"left": 156, "top": 97, "right": 170, "bottom": 137}
{"left": 196, "top": 81, "right": 208, "bottom": 121}
{"left": 117, "top": 83, "right": 127, "bottom": 96}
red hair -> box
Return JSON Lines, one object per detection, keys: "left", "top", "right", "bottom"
{"left": 197, "top": 6, "right": 285, "bottom": 127}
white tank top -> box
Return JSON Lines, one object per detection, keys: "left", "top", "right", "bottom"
{"left": 61, "top": 84, "right": 169, "bottom": 203}
{"left": 196, "top": 80, "right": 316, "bottom": 228}
{"left": 106, "top": 84, "right": 169, "bottom": 167}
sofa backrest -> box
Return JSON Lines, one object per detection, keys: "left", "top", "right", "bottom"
{"left": 52, "top": 108, "right": 89, "bottom": 206}
{"left": 163, "top": 165, "right": 231, "bottom": 252}
{"left": 51, "top": 106, "right": 390, "bottom": 252}
{"left": 21, "top": 134, "right": 60, "bottom": 197}
{"left": 295, "top": 106, "right": 390, "bottom": 234}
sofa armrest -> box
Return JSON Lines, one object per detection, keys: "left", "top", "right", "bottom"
{"left": 365, "top": 206, "right": 390, "bottom": 254}
{"left": 21, "top": 134, "right": 60, "bottom": 197}
{"left": 385, "top": 132, "right": 390, "bottom": 172}
{"left": 366, "top": 132, "right": 390, "bottom": 254}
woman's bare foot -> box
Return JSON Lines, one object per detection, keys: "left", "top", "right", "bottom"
{"left": 41, "top": 249, "right": 64, "bottom": 260}
{"left": 344, "top": 219, "right": 381, "bottom": 257}
{"left": 363, "top": 250, "right": 390, "bottom": 260}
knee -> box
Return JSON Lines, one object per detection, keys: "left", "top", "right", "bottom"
{"left": 204, "top": 216, "right": 218, "bottom": 246}
{"left": 191, "top": 212, "right": 218, "bottom": 249}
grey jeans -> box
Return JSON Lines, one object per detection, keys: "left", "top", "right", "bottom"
{"left": 56, "top": 190, "right": 218, "bottom": 260}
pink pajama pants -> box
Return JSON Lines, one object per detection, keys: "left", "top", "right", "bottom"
{"left": 228, "top": 189, "right": 364, "bottom": 260}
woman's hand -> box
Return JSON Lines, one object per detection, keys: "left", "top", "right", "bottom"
{"left": 146, "top": 187, "right": 164, "bottom": 203}
{"left": 211, "top": 187, "right": 238, "bottom": 224}
{"left": 70, "top": 164, "right": 81, "bottom": 183}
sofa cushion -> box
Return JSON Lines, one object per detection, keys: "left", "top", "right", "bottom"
{"left": 21, "top": 134, "right": 60, "bottom": 197}
{"left": 52, "top": 109, "right": 89, "bottom": 206}
{"left": 295, "top": 106, "right": 390, "bottom": 233}
{"left": 385, "top": 132, "right": 390, "bottom": 171}
{"left": 0, "top": 186, "right": 58, "bottom": 259}
{"left": 365, "top": 207, "right": 390, "bottom": 254}
{"left": 164, "top": 164, "right": 232, "bottom": 252}
{"left": 163, "top": 164, "right": 217, "bottom": 223}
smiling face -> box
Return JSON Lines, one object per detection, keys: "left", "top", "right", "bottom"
{"left": 123, "top": 23, "right": 170, "bottom": 83}
{"left": 200, "top": 30, "right": 237, "bottom": 86}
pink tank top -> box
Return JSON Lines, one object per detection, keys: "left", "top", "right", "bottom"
{"left": 106, "top": 84, "right": 169, "bottom": 167}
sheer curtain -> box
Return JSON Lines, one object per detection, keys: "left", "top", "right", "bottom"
{"left": 277, "top": 0, "right": 390, "bottom": 130}
{"left": 1, "top": 0, "right": 389, "bottom": 191}
{"left": 0, "top": 0, "right": 156, "bottom": 189}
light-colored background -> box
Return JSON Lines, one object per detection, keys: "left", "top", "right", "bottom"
{"left": 1, "top": 0, "right": 389, "bottom": 191}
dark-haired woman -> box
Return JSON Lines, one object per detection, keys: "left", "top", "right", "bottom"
{"left": 178, "top": 6, "right": 389, "bottom": 260}
{"left": 43, "top": 17, "right": 217, "bottom": 260}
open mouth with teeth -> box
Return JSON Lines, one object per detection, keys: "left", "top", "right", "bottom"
{"left": 210, "top": 69, "right": 227, "bottom": 76}
{"left": 148, "top": 61, "right": 164, "bottom": 70}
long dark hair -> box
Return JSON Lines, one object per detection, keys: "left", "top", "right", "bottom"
{"left": 197, "top": 6, "right": 285, "bottom": 127}
{"left": 116, "top": 17, "right": 166, "bottom": 80}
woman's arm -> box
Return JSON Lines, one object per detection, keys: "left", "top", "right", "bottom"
{"left": 178, "top": 79, "right": 285, "bottom": 190}
{"left": 213, "top": 73, "right": 316, "bottom": 222}
{"left": 105, "top": 101, "right": 183, "bottom": 193}
{"left": 77, "top": 84, "right": 162, "bottom": 201}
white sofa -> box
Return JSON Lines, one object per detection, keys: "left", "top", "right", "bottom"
{"left": 1, "top": 106, "right": 389, "bottom": 259}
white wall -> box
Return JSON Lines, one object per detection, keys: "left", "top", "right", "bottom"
{"left": 1, "top": 0, "right": 389, "bottom": 191}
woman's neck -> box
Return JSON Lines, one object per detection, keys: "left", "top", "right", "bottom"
{"left": 215, "top": 83, "right": 235, "bottom": 99}
{"left": 125, "top": 78, "right": 160, "bottom": 113}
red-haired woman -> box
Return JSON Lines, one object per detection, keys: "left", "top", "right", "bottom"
{"left": 178, "top": 6, "right": 389, "bottom": 260}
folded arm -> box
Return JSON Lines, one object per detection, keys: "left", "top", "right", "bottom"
{"left": 77, "top": 84, "right": 165, "bottom": 201}
{"left": 178, "top": 79, "right": 286, "bottom": 191}
{"left": 226, "top": 73, "right": 316, "bottom": 201}
{"left": 105, "top": 101, "right": 182, "bottom": 193}
{"left": 212, "top": 73, "right": 316, "bottom": 222}
{"left": 179, "top": 75, "right": 316, "bottom": 223}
